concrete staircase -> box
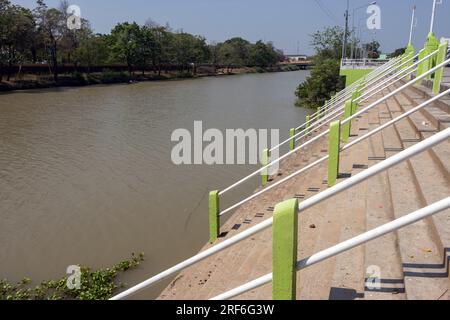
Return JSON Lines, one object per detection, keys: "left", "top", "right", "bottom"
{"left": 158, "top": 82, "right": 450, "bottom": 300}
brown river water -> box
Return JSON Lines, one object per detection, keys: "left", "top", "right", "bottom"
{"left": 0, "top": 70, "right": 309, "bottom": 299}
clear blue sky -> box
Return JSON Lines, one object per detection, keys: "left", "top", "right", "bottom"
{"left": 11, "top": 0, "right": 450, "bottom": 55}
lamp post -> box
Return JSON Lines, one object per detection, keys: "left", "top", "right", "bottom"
{"left": 409, "top": 5, "right": 417, "bottom": 45}
{"left": 350, "top": 2, "right": 377, "bottom": 59}
{"left": 430, "top": 0, "right": 438, "bottom": 34}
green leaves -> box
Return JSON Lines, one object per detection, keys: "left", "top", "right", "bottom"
{"left": 0, "top": 253, "right": 144, "bottom": 301}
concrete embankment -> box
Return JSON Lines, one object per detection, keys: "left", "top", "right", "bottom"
{"left": 158, "top": 81, "right": 450, "bottom": 300}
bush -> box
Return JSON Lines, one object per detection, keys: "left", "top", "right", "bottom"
{"left": 100, "top": 71, "right": 131, "bottom": 84}
{"left": 295, "top": 59, "right": 345, "bottom": 109}
{"left": 0, "top": 253, "right": 144, "bottom": 300}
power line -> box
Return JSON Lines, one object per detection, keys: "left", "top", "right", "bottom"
{"left": 314, "top": 0, "right": 340, "bottom": 24}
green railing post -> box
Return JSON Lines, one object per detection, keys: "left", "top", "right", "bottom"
{"left": 341, "top": 100, "right": 353, "bottom": 143}
{"left": 416, "top": 48, "right": 427, "bottom": 80}
{"left": 209, "top": 191, "right": 220, "bottom": 243}
{"left": 328, "top": 121, "right": 341, "bottom": 187}
{"left": 418, "top": 33, "right": 440, "bottom": 83}
{"left": 262, "top": 148, "right": 270, "bottom": 186}
{"left": 305, "top": 115, "right": 311, "bottom": 135}
{"left": 405, "top": 44, "right": 415, "bottom": 80}
{"left": 289, "top": 128, "right": 295, "bottom": 151}
{"left": 432, "top": 41, "right": 449, "bottom": 94}
{"left": 273, "top": 198, "right": 299, "bottom": 301}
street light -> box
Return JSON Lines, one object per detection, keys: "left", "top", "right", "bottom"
{"left": 350, "top": 2, "right": 377, "bottom": 59}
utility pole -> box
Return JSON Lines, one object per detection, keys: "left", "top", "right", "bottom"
{"left": 409, "top": 5, "right": 417, "bottom": 44}
{"left": 342, "top": 0, "right": 350, "bottom": 61}
{"left": 430, "top": 0, "right": 438, "bottom": 34}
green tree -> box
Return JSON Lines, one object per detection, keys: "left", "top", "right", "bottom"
{"left": 364, "top": 41, "right": 381, "bottom": 59}
{"left": 295, "top": 26, "right": 347, "bottom": 109}
{"left": 248, "top": 41, "right": 282, "bottom": 67}
{"left": 108, "top": 22, "right": 141, "bottom": 75}
{"left": 295, "top": 59, "right": 344, "bottom": 109}
{"left": 34, "top": 0, "right": 65, "bottom": 81}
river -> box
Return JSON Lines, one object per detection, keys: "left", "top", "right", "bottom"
{"left": 0, "top": 70, "right": 310, "bottom": 298}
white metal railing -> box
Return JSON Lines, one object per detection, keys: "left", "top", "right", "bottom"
{"left": 112, "top": 127, "right": 450, "bottom": 300}
{"left": 341, "top": 58, "right": 392, "bottom": 69}
{"left": 212, "top": 197, "right": 450, "bottom": 300}
{"left": 218, "top": 55, "right": 419, "bottom": 198}
{"left": 218, "top": 88, "right": 450, "bottom": 218}
{"left": 218, "top": 52, "right": 447, "bottom": 216}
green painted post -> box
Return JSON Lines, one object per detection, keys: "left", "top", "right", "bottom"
{"left": 289, "top": 128, "right": 295, "bottom": 151}
{"left": 416, "top": 49, "right": 427, "bottom": 80}
{"left": 209, "top": 191, "right": 220, "bottom": 243}
{"left": 262, "top": 148, "right": 270, "bottom": 186}
{"left": 305, "top": 115, "right": 310, "bottom": 135}
{"left": 432, "top": 42, "right": 449, "bottom": 94}
{"left": 328, "top": 121, "right": 341, "bottom": 187}
{"left": 273, "top": 198, "right": 299, "bottom": 301}
{"left": 425, "top": 33, "right": 440, "bottom": 80}
{"left": 417, "top": 33, "right": 440, "bottom": 83}
{"left": 341, "top": 100, "right": 353, "bottom": 143}
{"left": 405, "top": 43, "right": 415, "bottom": 80}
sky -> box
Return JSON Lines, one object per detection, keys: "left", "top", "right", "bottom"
{"left": 11, "top": 0, "right": 450, "bottom": 55}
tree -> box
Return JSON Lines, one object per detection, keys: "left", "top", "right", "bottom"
{"left": 73, "top": 34, "right": 109, "bottom": 72}
{"left": 248, "top": 41, "right": 282, "bottom": 67}
{"left": 108, "top": 22, "right": 141, "bottom": 75}
{"left": 34, "top": 0, "right": 65, "bottom": 81}
{"left": 390, "top": 47, "right": 406, "bottom": 58}
{"left": 295, "top": 26, "right": 347, "bottom": 109}
{"left": 0, "top": 1, "right": 35, "bottom": 81}
{"left": 364, "top": 41, "right": 381, "bottom": 59}
{"left": 295, "top": 59, "right": 344, "bottom": 109}
{"left": 310, "top": 26, "right": 350, "bottom": 60}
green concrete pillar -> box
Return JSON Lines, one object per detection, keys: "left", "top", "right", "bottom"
{"left": 341, "top": 100, "right": 353, "bottom": 143}
{"left": 305, "top": 115, "right": 311, "bottom": 135}
{"left": 273, "top": 198, "right": 299, "bottom": 301}
{"left": 425, "top": 33, "right": 440, "bottom": 80}
{"left": 262, "top": 148, "right": 270, "bottom": 186}
{"left": 289, "top": 128, "right": 296, "bottom": 151}
{"left": 418, "top": 33, "right": 440, "bottom": 83}
{"left": 416, "top": 49, "right": 427, "bottom": 80}
{"left": 328, "top": 121, "right": 341, "bottom": 187}
{"left": 433, "top": 42, "right": 449, "bottom": 94}
{"left": 209, "top": 191, "right": 220, "bottom": 243}
{"left": 405, "top": 43, "right": 415, "bottom": 79}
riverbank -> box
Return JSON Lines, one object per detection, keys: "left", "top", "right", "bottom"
{"left": 0, "top": 64, "right": 304, "bottom": 93}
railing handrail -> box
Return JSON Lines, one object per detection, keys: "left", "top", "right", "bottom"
{"left": 217, "top": 52, "right": 446, "bottom": 214}
{"left": 221, "top": 87, "right": 450, "bottom": 218}
{"left": 211, "top": 197, "right": 450, "bottom": 300}
{"left": 218, "top": 56, "right": 418, "bottom": 197}
{"left": 293, "top": 54, "right": 410, "bottom": 132}
{"left": 111, "top": 115, "right": 450, "bottom": 300}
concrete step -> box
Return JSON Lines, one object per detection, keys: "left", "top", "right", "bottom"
{"left": 363, "top": 106, "right": 406, "bottom": 300}
{"left": 386, "top": 96, "right": 450, "bottom": 293}
{"left": 380, "top": 96, "right": 450, "bottom": 300}
{"left": 328, "top": 109, "right": 369, "bottom": 300}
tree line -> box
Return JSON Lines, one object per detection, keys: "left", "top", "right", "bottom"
{"left": 0, "top": 0, "right": 285, "bottom": 83}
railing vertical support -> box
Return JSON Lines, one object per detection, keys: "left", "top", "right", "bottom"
{"left": 262, "top": 148, "right": 270, "bottom": 186}
{"left": 432, "top": 42, "right": 449, "bottom": 94}
{"left": 209, "top": 191, "right": 220, "bottom": 243}
{"left": 416, "top": 49, "right": 427, "bottom": 80}
{"left": 289, "top": 128, "right": 296, "bottom": 151}
{"left": 305, "top": 115, "right": 311, "bottom": 135}
{"left": 273, "top": 198, "right": 299, "bottom": 301}
{"left": 328, "top": 121, "right": 341, "bottom": 187}
{"left": 342, "top": 100, "right": 353, "bottom": 143}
